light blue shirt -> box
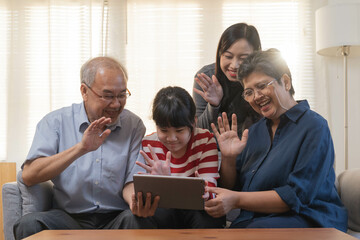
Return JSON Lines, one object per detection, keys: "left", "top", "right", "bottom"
{"left": 25, "top": 102, "right": 146, "bottom": 213}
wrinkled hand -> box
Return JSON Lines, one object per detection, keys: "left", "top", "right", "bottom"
{"left": 131, "top": 192, "right": 160, "bottom": 217}
{"left": 211, "top": 113, "right": 248, "bottom": 158}
{"left": 204, "top": 187, "right": 238, "bottom": 218}
{"left": 81, "top": 117, "right": 111, "bottom": 152}
{"left": 194, "top": 73, "right": 223, "bottom": 107}
{"left": 136, "top": 145, "right": 171, "bottom": 176}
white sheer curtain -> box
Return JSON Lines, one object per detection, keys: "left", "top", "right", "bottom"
{"left": 0, "top": 0, "right": 316, "bottom": 171}
{"left": 0, "top": 0, "right": 104, "bottom": 166}
{"left": 114, "top": 0, "right": 315, "bottom": 133}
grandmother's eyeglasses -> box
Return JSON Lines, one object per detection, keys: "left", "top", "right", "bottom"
{"left": 242, "top": 79, "right": 276, "bottom": 102}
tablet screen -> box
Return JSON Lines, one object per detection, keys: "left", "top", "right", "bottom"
{"left": 133, "top": 174, "right": 205, "bottom": 210}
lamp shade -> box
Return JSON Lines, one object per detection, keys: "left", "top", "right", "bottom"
{"left": 316, "top": 4, "right": 360, "bottom": 56}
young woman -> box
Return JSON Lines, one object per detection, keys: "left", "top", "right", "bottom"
{"left": 204, "top": 49, "right": 348, "bottom": 231}
{"left": 133, "top": 86, "right": 225, "bottom": 228}
{"left": 193, "top": 23, "right": 262, "bottom": 136}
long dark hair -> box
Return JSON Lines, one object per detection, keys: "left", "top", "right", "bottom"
{"left": 153, "top": 86, "right": 196, "bottom": 131}
{"left": 215, "top": 23, "right": 262, "bottom": 132}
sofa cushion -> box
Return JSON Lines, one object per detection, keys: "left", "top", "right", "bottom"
{"left": 337, "top": 169, "right": 360, "bottom": 232}
{"left": 2, "top": 182, "right": 22, "bottom": 240}
{"left": 16, "top": 171, "right": 54, "bottom": 216}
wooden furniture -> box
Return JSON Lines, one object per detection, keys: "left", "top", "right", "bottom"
{"left": 24, "top": 228, "right": 357, "bottom": 240}
{"left": 0, "top": 162, "right": 16, "bottom": 240}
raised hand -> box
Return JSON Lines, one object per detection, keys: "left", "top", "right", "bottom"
{"left": 80, "top": 117, "right": 111, "bottom": 152}
{"left": 211, "top": 113, "right": 248, "bottom": 158}
{"left": 136, "top": 145, "right": 171, "bottom": 176}
{"left": 194, "top": 73, "right": 223, "bottom": 107}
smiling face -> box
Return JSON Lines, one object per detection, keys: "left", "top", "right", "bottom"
{"left": 220, "top": 39, "right": 254, "bottom": 81}
{"left": 81, "top": 67, "right": 127, "bottom": 124}
{"left": 156, "top": 126, "right": 192, "bottom": 159}
{"left": 243, "top": 72, "right": 295, "bottom": 124}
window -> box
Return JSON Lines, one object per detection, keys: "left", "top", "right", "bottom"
{"left": 0, "top": 3, "right": 9, "bottom": 160}
{"left": 0, "top": 0, "right": 315, "bottom": 169}
{"left": 0, "top": 0, "right": 103, "bottom": 163}
{"left": 124, "top": 0, "right": 315, "bottom": 133}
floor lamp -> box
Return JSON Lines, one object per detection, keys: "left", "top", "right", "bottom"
{"left": 316, "top": 4, "right": 360, "bottom": 170}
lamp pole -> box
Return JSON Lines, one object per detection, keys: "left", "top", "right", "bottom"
{"left": 341, "top": 46, "right": 349, "bottom": 170}
{"left": 316, "top": 3, "right": 360, "bottom": 171}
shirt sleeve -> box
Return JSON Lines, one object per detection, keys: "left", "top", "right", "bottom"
{"left": 196, "top": 132, "right": 219, "bottom": 199}
{"left": 124, "top": 118, "right": 146, "bottom": 184}
{"left": 274, "top": 120, "right": 335, "bottom": 213}
{"left": 192, "top": 68, "right": 220, "bottom": 131}
{"left": 197, "top": 134, "right": 220, "bottom": 189}
{"left": 25, "top": 116, "right": 60, "bottom": 167}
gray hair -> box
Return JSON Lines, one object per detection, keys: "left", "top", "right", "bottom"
{"left": 80, "top": 56, "right": 128, "bottom": 86}
{"left": 237, "top": 48, "right": 295, "bottom": 96}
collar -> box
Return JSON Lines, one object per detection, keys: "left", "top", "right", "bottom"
{"left": 78, "top": 102, "right": 90, "bottom": 133}
{"left": 283, "top": 100, "right": 309, "bottom": 123}
{"left": 264, "top": 100, "right": 309, "bottom": 126}
{"left": 77, "top": 102, "right": 122, "bottom": 133}
{"left": 107, "top": 116, "right": 122, "bottom": 131}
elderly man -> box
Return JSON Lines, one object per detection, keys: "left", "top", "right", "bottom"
{"left": 14, "top": 57, "right": 151, "bottom": 239}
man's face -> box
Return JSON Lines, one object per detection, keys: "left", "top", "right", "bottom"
{"left": 81, "top": 67, "right": 128, "bottom": 124}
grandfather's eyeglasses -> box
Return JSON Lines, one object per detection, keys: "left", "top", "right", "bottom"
{"left": 242, "top": 79, "right": 276, "bottom": 102}
{"left": 84, "top": 83, "right": 131, "bottom": 102}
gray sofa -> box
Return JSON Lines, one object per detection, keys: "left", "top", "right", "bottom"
{"left": 2, "top": 171, "right": 53, "bottom": 240}
{"left": 2, "top": 169, "right": 360, "bottom": 240}
{"left": 337, "top": 169, "right": 360, "bottom": 238}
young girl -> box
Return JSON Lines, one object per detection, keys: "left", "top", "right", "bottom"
{"left": 134, "top": 86, "right": 225, "bottom": 228}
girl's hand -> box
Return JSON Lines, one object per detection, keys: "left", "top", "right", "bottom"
{"left": 204, "top": 187, "right": 238, "bottom": 218}
{"left": 136, "top": 144, "right": 171, "bottom": 176}
{"left": 211, "top": 113, "right": 248, "bottom": 158}
{"left": 194, "top": 73, "right": 223, "bottom": 107}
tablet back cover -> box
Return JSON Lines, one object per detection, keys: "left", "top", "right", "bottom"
{"left": 133, "top": 174, "right": 205, "bottom": 210}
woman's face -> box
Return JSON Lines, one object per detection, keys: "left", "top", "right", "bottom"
{"left": 243, "top": 72, "right": 294, "bottom": 122}
{"left": 220, "top": 39, "right": 254, "bottom": 81}
{"left": 156, "top": 126, "right": 192, "bottom": 159}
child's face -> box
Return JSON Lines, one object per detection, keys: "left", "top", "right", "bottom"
{"left": 156, "top": 126, "right": 192, "bottom": 159}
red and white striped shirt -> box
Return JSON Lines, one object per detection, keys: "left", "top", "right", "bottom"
{"left": 141, "top": 127, "right": 219, "bottom": 188}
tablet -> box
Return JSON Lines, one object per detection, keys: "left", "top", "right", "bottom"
{"left": 133, "top": 174, "right": 205, "bottom": 210}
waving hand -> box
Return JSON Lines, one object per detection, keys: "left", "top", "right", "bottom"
{"left": 136, "top": 144, "right": 171, "bottom": 176}
{"left": 211, "top": 113, "right": 248, "bottom": 158}
{"left": 80, "top": 117, "right": 112, "bottom": 152}
{"left": 194, "top": 73, "right": 223, "bottom": 107}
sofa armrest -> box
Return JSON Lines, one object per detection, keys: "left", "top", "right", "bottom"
{"left": 2, "top": 182, "right": 22, "bottom": 240}
{"left": 337, "top": 168, "right": 360, "bottom": 233}
{"left": 17, "top": 171, "right": 53, "bottom": 216}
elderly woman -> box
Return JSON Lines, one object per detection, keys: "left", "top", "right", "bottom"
{"left": 204, "top": 49, "right": 348, "bottom": 231}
